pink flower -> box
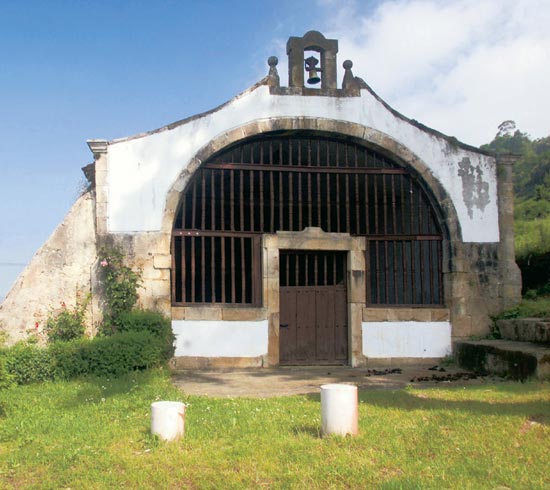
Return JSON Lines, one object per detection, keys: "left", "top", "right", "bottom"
{"left": 35, "top": 322, "right": 39, "bottom": 330}
{"left": 100, "top": 259, "right": 108, "bottom": 267}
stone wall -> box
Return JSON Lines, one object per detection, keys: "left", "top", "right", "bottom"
{"left": 0, "top": 192, "right": 98, "bottom": 344}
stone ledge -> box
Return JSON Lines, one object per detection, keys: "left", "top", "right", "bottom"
{"left": 496, "top": 318, "right": 550, "bottom": 343}
{"left": 170, "top": 355, "right": 265, "bottom": 370}
{"left": 171, "top": 306, "right": 267, "bottom": 321}
{"left": 363, "top": 307, "right": 450, "bottom": 322}
{"left": 455, "top": 339, "right": 550, "bottom": 380}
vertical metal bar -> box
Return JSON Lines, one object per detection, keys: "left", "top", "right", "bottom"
{"left": 239, "top": 170, "right": 244, "bottom": 231}
{"left": 241, "top": 237, "right": 246, "bottom": 303}
{"left": 211, "top": 170, "right": 215, "bottom": 230}
{"left": 201, "top": 236, "right": 206, "bottom": 302}
{"left": 382, "top": 175, "right": 388, "bottom": 234}
{"left": 411, "top": 241, "right": 417, "bottom": 303}
{"left": 400, "top": 174, "right": 406, "bottom": 234}
{"left": 393, "top": 241, "right": 399, "bottom": 304}
{"left": 355, "top": 174, "right": 360, "bottom": 234}
{"left": 419, "top": 239, "right": 425, "bottom": 303}
{"left": 250, "top": 170, "right": 254, "bottom": 232}
{"left": 314, "top": 252, "right": 318, "bottom": 286}
{"left": 279, "top": 171, "right": 283, "bottom": 229}
{"left": 403, "top": 240, "right": 409, "bottom": 304}
{"left": 220, "top": 170, "right": 225, "bottom": 231}
{"left": 374, "top": 175, "right": 379, "bottom": 234}
{"left": 345, "top": 174, "right": 350, "bottom": 232}
{"left": 317, "top": 173, "right": 322, "bottom": 228}
{"left": 438, "top": 241, "right": 443, "bottom": 304}
{"left": 365, "top": 174, "right": 370, "bottom": 234}
{"left": 171, "top": 238, "right": 176, "bottom": 303}
{"left": 211, "top": 237, "right": 216, "bottom": 303}
{"left": 259, "top": 170, "right": 264, "bottom": 231}
{"left": 305, "top": 252, "right": 309, "bottom": 286}
{"left": 231, "top": 236, "right": 236, "bottom": 303}
{"left": 391, "top": 175, "right": 397, "bottom": 234}
{"left": 230, "top": 170, "right": 235, "bottom": 231}
{"left": 384, "top": 240, "right": 390, "bottom": 302}
{"left": 428, "top": 239, "right": 434, "bottom": 304}
{"left": 295, "top": 252, "right": 299, "bottom": 286}
{"left": 307, "top": 172, "right": 312, "bottom": 226}
{"left": 191, "top": 237, "right": 196, "bottom": 302}
{"left": 181, "top": 236, "right": 187, "bottom": 303}
{"left": 418, "top": 187, "right": 424, "bottom": 234}
{"left": 270, "top": 171, "right": 275, "bottom": 232}
{"left": 409, "top": 177, "right": 415, "bottom": 234}
{"left": 285, "top": 252, "right": 290, "bottom": 287}
{"left": 191, "top": 177, "right": 197, "bottom": 229}
{"left": 201, "top": 170, "right": 206, "bottom": 229}
{"left": 221, "top": 237, "right": 226, "bottom": 303}
{"left": 298, "top": 172, "right": 303, "bottom": 230}
{"left": 335, "top": 173, "right": 341, "bottom": 231}
{"left": 326, "top": 173, "right": 331, "bottom": 231}
{"left": 289, "top": 172, "right": 293, "bottom": 230}
{"left": 375, "top": 241, "right": 381, "bottom": 303}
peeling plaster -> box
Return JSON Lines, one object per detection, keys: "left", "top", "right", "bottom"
{"left": 457, "top": 157, "right": 490, "bottom": 219}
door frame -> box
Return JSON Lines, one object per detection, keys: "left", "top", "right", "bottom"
{"left": 263, "top": 227, "right": 366, "bottom": 367}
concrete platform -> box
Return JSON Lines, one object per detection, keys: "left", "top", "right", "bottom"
{"left": 171, "top": 365, "right": 504, "bottom": 398}
{"left": 497, "top": 318, "right": 550, "bottom": 343}
{"left": 455, "top": 339, "right": 550, "bottom": 381}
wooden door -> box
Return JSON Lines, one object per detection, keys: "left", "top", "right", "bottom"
{"left": 279, "top": 251, "right": 348, "bottom": 365}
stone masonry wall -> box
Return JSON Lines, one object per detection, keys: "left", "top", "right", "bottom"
{"left": 0, "top": 192, "right": 98, "bottom": 344}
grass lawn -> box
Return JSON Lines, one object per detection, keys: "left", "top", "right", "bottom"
{"left": 0, "top": 369, "right": 549, "bottom": 489}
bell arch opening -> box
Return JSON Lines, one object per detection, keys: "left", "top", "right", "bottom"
{"left": 171, "top": 130, "right": 446, "bottom": 307}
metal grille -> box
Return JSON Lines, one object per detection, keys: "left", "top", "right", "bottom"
{"left": 279, "top": 251, "right": 346, "bottom": 287}
{"left": 172, "top": 131, "right": 444, "bottom": 306}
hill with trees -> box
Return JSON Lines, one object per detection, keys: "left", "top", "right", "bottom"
{"left": 481, "top": 121, "right": 550, "bottom": 297}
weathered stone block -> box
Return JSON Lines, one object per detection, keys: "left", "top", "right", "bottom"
{"left": 153, "top": 254, "right": 172, "bottom": 269}
{"left": 184, "top": 306, "right": 223, "bottom": 321}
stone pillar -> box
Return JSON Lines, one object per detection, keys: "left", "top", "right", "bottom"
{"left": 496, "top": 154, "right": 522, "bottom": 309}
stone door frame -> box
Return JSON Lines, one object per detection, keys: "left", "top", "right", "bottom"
{"left": 264, "top": 227, "right": 366, "bottom": 367}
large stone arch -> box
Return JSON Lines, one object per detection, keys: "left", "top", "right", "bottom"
{"left": 161, "top": 117, "right": 462, "bottom": 248}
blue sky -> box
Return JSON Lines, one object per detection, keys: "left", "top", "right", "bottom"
{"left": 1, "top": 0, "right": 549, "bottom": 299}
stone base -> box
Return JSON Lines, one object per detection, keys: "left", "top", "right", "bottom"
{"left": 497, "top": 318, "right": 550, "bottom": 343}
{"left": 170, "top": 355, "right": 266, "bottom": 370}
{"left": 455, "top": 339, "right": 550, "bottom": 380}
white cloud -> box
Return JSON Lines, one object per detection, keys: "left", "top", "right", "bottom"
{"left": 315, "top": 0, "right": 550, "bottom": 145}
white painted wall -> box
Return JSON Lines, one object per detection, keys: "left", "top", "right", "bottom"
{"left": 172, "top": 320, "right": 268, "bottom": 357}
{"left": 362, "top": 321, "right": 452, "bottom": 358}
{"left": 105, "top": 85, "right": 499, "bottom": 242}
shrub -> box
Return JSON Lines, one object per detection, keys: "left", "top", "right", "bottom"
{"left": 77, "top": 331, "right": 165, "bottom": 377}
{"left": 0, "top": 352, "right": 15, "bottom": 389}
{"left": 115, "top": 310, "right": 175, "bottom": 360}
{"left": 45, "top": 295, "right": 90, "bottom": 343}
{"left": 98, "top": 246, "right": 142, "bottom": 329}
{"left": 3, "top": 343, "right": 55, "bottom": 384}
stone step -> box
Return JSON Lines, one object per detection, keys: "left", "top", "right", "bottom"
{"left": 496, "top": 318, "right": 550, "bottom": 343}
{"left": 455, "top": 340, "right": 550, "bottom": 381}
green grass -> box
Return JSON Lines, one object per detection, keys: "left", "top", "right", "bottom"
{"left": 1, "top": 369, "right": 549, "bottom": 489}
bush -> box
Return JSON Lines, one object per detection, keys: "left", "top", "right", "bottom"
{"left": 3, "top": 343, "right": 55, "bottom": 384}
{"left": 98, "top": 246, "right": 142, "bottom": 327}
{"left": 45, "top": 296, "right": 89, "bottom": 343}
{"left": 0, "top": 352, "right": 15, "bottom": 389}
{"left": 77, "top": 331, "right": 165, "bottom": 377}
{"left": 115, "top": 310, "right": 175, "bottom": 360}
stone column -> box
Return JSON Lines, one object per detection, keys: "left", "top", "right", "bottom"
{"left": 496, "top": 154, "right": 522, "bottom": 309}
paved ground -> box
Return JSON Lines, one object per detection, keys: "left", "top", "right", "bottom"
{"left": 171, "top": 364, "right": 502, "bottom": 398}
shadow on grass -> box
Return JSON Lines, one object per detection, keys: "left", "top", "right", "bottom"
{"left": 354, "top": 386, "right": 550, "bottom": 425}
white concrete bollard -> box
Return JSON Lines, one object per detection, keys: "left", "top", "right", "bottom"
{"left": 151, "top": 401, "right": 186, "bottom": 441}
{"left": 320, "top": 384, "right": 358, "bottom": 437}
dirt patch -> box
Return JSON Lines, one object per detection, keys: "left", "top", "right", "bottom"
{"left": 171, "top": 365, "right": 503, "bottom": 398}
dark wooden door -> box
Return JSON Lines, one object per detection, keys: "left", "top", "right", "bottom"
{"left": 279, "top": 251, "right": 348, "bottom": 365}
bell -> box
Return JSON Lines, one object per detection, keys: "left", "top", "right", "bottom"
{"left": 307, "top": 68, "right": 321, "bottom": 85}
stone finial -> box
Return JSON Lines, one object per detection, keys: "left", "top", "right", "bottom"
{"left": 267, "top": 56, "right": 280, "bottom": 88}
{"left": 342, "top": 60, "right": 360, "bottom": 93}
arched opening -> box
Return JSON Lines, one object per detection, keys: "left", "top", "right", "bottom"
{"left": 172, "top": 130, "right": 445, "bottom": 308}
